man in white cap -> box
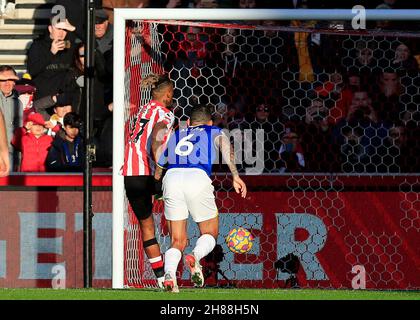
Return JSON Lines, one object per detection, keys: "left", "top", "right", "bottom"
{"left": 55, "top": 0, "right": 104, "bottom": 40}
{"left": 26, "top": 16, "right": 76, "bottom": 99}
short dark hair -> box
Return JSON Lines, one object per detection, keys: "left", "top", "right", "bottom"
{"left": 190, "top": 104, "right": 213, "bottom": 124}
{"left": 63, "top": 112, "right": 81, "bottom": 128}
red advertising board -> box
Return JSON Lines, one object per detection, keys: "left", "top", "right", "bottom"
{"left": 0, "top": 174, "right": 418, "bottom": 289}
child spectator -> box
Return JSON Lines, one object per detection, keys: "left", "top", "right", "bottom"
{"left": 47, "top": 102, "right": 72, "bottom": 137}
{"left": 46, "top": 112, "right": 84, "bottom": 172}
{"left": 12, "top": 112, "right": 53, "bottom": 172}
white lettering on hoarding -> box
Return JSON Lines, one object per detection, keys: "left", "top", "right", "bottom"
{"left": 75, "top": 213, "right": 113, "bottom": 279}
{"left": 276, "top": 213, "right": 328, "bottom": 280}
{"left": 18, "top": 213, "right": 65, "bottom": 280}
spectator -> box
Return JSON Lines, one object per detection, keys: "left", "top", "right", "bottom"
{"left": 46, "top": 112, "right": 84, "bottom": 172}
{"left": 242, "top": 103, "right": 283, "bottom": 173}
{"left": 0, "top": 65, "right": 22, "bottom": 171}
{"left": 392, "top": 42, "right": 419, "bottom": 72}
{"left": 212, "top": 102, "right": 244, "bottom": 130}
{"left": 47, "top": 101, "right": 73, "bottom": 137}
{"left": 194, "top": 0, "right": 218, "bottom": 7}
{"left": 11, "top": 112, "right": 53, "bottom": 172}
{"left": 55, "top": 0, "right": 103, "bottom": 40}
{"left": 102, "top": 0, "right": 170, "bottom": 24}
{"left": 0, "top": 110, "right": 9, "bottom": 176}
{"left": 338, "top": 125, "right": 369, "bottom": 173}
{"left": 33, "top": 90, "right": 73, "bottom": 121}
{"left": 94, "top": 9, "right": 113, "bottom": 106}
{"left": 355, "top": 41, "right": 376, "bottom": 70}
{"left": 375, "top": 122, "right": 418, "bottom": 173}
{"left": 301, "top": 99, "right": 340, "bottom": 172}
{"left": 165, "top": 0, "right": 184, "bottom": 8}
{"left": 27, "top": 17, "right": 77, "bottom": 99}
{"left": 238, "top": 0, "right": 256, "bottom": 8}
{"left": 333, "top": 90, "right": 389, "bottom": 173}
{"left": 375, "top": 3, "right": 394, "bottom": 30}
{"left": 95, "top": 9, "right": 113, "bottom": 58}
{"left": 14, "top": 73, "right": 37, "bottom": 120}
{"left": 225, "top": 104, "right": 244, "bottom": 130}
{"left": 277, "top": 124, "right": 305, "bottom": 173}
{"left": 345, "top": 91, "right": 378, "bottom": 125}
{"left": 372, "top": 71, "right": 403, "bottom": 124}
{"left": 61, "top": 42, "right": 110, "bottom": 129}
{"left": 328, "top": 69, "right": 361, "bottom": 124}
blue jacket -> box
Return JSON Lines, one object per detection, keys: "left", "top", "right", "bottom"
{"left": 46, "top": 133, "right": 84, "bottom": 172}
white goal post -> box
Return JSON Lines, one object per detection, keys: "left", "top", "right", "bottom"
{"left": 112, "top": 8, "right": 420, "bottom": 289}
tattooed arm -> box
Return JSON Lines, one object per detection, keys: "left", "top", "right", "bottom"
{"left": 215, "top": 133, "right": 247, "bottom": 198}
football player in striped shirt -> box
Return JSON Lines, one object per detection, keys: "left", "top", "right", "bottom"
{"left": 155, "top": 104, "right": 247, "bottom": 292}
{"left": 122, "top": 73, "right": 175, "bottom": 288}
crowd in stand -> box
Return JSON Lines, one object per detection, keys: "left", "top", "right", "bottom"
{"left": 0, "top": 0, "right": 419, "bottom": 174}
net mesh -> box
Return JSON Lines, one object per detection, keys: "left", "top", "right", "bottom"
{"left": 123, "top": 19, "right": 420, "bottom": 289}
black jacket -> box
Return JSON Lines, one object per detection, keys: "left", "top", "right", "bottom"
{"left": 27, "top": 33, "right": 76, "bottom": 99}
{"left": 61, "top": 50, "right": 111, "bottom": 123}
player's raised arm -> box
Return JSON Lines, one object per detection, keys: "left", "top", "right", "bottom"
{"left": 215, "top": 133, "right": 247, "bottom": 198}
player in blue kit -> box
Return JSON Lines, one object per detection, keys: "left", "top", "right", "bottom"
{"left": 154, "top": 104, "right": 247, "bottom": 292}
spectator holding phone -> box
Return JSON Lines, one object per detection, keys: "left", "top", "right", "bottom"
{"left": 27, "top": 17, "right": 76, "bottom": 99}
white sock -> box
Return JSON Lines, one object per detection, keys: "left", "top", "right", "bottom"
{"left": 164, "top": 247, "right": 182, "bottom": 277}
{"left": 192, "top": 234, "right": 216, "bottom": 261}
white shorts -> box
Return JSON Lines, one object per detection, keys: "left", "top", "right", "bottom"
{"left": 162, "top": 168, "right": 218, "bottom": 223}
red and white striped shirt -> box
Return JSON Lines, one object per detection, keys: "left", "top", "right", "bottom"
{"left": 122, "top": 100, "right": 174, "bottom": 176}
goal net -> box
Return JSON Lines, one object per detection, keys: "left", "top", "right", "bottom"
{"left": 113, "top": 9, "right": 420, "bottom": 290}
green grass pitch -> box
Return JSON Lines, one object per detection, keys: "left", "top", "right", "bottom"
{"left": 0, "top": 288, "right": 418, "bottom": 300}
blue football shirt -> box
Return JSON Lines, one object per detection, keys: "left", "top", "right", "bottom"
{"left": 158, "top": 125, "right": 223, "bottom": 176}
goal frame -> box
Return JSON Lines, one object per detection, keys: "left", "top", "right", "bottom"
{"left": 112, "top": 8, "right": 419, "bottom": 289}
